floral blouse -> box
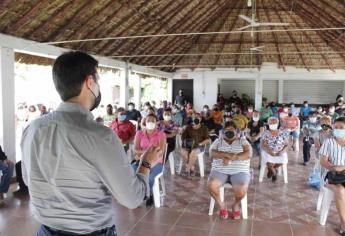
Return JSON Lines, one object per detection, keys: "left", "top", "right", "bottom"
{"left": 262, "top": 130, "right": 286, "bottom": 153}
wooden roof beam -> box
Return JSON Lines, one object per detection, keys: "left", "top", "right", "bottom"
{"left": 146, "top": 1, "right": 230, "bottom": 68}
{"left": 140, "top": 1, "right": 229, "bottom": 66}
{"left": 278, "top": 0, "right": 335, "bottom": 72}
{"left": 194, "top": 1, "right": 238, "bottom": 69}
{"left": 213, "top": 4, "right": 243, "bottom": 67}
{"left": 24, "top": 1, "right": 75, "bottom": 40}
{"left": 272, "top": 5, "right": 310, "bottom": 71}
{"left": 262, "top": 0, "right": 285, "bottom": 71}
{"left": 44, "top": 1, "right": 95, "bottom": 42}
{"left": 5, "top": 1, "right": 46, "bottom": 34}
{"left": 113, "top": 0, "right": 191, "bottom": 59}
{"left": 131, "top": 1, "right": 223, "bottom": 65}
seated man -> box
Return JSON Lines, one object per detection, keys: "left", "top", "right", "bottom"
{"left": 0, "top": 145, "right": 14, "bottom": 205}
{"left": 181, "top": 113, "right": 209, "bottom": 177}
{"left": 246, "top": 111, "right": 265, "bottom": 168}
{"left": 207, "top": 121, "right": 252, "bottom": 220}
{"left": 281, "top": 110, "right": 300, "bottom": 151}
{"left": 110, "top": 107, "right": 136, "bottom": 152}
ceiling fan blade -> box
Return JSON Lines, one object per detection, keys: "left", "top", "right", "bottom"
{"left": 237, "top": 25, "right": 252, "bottom": 31}
{"left": 239, "top": 15, "right": 254, "bottom": 23}
{"left": 258, "top": 22, "right": 290, "bottom": 26}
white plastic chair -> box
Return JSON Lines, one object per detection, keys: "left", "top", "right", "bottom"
{"left": 152, "top": 144, "right": 168, "bottom": 208}
{"left": 259, "top": 161, "right": 288, "bottom": 183}
{"left": 208, "top": 183, "right": 248, "bottom": 219}
{"left": 177, "top": 144, "right": 206, "bottom": 177}
{"left": 319, "top": 187, "right": 334, "bottom": 226}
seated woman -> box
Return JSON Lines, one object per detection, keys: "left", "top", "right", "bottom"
{"left": 320, "top": 117, "right": 345, "bottom": 235}
{"left": 133, "top": 114, "right": 166, "bottom": 206}
{"left": 281, "top": 110, "right": 300, "bottom": 151}
{"left": 208, "top": 121, "right": 252, "bottom": 220}
{"left": 315, "top": 116, "right": 332, "bottom": 157}
{"left": 181, "top": 113, "right": 209, "bottom": 177}
{"left": 0, "top": 145, "right": 14, "bottom": 205}
{"left": 110, "top": 107, "right": 136, "bottom": 152}
{"left": 261, "top": 117, "right": 289, "bottom": 183}
{"left": 158, "top": 110, "right": 178, "bottom": 163}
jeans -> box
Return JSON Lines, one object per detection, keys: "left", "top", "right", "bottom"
{"left": 0, "top": 160, "right": 14, "bottom": 193}
{"left": 37, "top": 225, "right": 116, "bottom": 236}
{"left": 132, "top": 162, "right": 163, "bottom": 191}
{"left": 250, "top": 140, "right": 261, "bottom": 156}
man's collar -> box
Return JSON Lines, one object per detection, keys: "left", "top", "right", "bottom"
{"left": 57, "top": 102, "right": 94, "bottom": 119}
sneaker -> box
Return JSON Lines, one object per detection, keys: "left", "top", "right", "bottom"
{"left": 181, "top": 170, "right": 190, "bottom": 177}
{"left": 272, "top": 174, "right": 278, "bottom": 183}
{"left": 219, "top": 209, "right": 229, "bottom": 220}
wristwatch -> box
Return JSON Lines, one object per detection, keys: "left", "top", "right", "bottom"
{"left": 141, "top": 160, "right": 152, "bottom": 170}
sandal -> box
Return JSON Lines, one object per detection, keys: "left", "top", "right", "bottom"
{"left": 219, "top": 208, "right": 229, "bottom": 220}
{"left": 267, "top": 169, "right": 273, "bottom": 179}
{"left": 232, "top": 210, "right": 241, "bottom": 220}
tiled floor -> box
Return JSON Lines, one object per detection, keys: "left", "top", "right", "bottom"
{"left": 0, "top": 144, "right": 342, "bottom": 236}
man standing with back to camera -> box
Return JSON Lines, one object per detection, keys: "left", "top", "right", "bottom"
{"left": 21, "top": 51, "right": 161, "bottom": 236}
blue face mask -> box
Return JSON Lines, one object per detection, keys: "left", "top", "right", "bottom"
{"left": 118, "top": 114, "right": 126, "bottom": 122}
{"left": 333, "top": 129, "right": 345, "bottom": 138}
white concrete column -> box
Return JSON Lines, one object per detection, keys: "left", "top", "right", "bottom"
{"left": 120, "top": 62, "right": 130, "bottom": 108}
{"left": 278, "top": 80, "right": 284, "bottom": 104}
{"left": 0, "top": 47, "right": 16, "bottom": 163}
{"left": 255, "top": 74, "right": 263, "bottom": 110}
{"left": 133, "top": 73, "right": 141, "bottom": 109}
{"left": 167, "top": 77, "right": 173, "bottom": 103}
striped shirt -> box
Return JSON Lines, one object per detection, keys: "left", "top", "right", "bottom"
{"left": 210, "top": 137, "right": 251, "bottom": 175}
{"left": 319, "top": 137, "right": 345, "bottom": 166}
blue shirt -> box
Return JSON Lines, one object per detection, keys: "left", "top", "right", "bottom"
{"left": 300, "top": 106, "right": 312, "bottom": 117}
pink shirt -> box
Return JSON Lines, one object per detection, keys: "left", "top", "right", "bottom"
{"left": 135, "top": 129, "right": 166, "bottom": 163}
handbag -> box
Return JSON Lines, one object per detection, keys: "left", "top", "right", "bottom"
{"left": 326, "top": 171, "right": 345, "bottom": 185}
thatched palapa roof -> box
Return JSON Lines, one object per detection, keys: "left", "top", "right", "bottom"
{"left": 0, "top": 0, "right": 344, "bottom": 72}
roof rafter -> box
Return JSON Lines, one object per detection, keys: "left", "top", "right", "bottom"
{"left": 278, "top": 0, "right": 335, "bottom": 72}
{"left": 194, "top": 2, "right": 238, "bottom": 68}
{"left": 234, "top": 6, "right": 250, "bottom": 70}
{"left": 110, "top": 0, "right": 185, "bottom": 58}
{"left": 146, "top": 1, "right": 230, "bottom": 68}
{"left": 140, "top": 1, "right": 228, "bottom": 66}
{"left": 261, "top": 0, "right": 285, "bottom": 71}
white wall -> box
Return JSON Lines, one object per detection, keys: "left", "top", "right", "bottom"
{"left": 173, "top": 64, "right": 345, "bottom": 111}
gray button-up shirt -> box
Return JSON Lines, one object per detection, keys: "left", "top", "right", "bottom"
{"left": 21, "top": 102, "right": 150, "bottom": 234}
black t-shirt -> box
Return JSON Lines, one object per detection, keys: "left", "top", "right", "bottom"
{"left": 126, "top": 109, "right": 141, "bottom": 121}
{"left": 175, "top": 95, "right": 186, "bottom": 105}
{"left": 247, "top": 120, "right": 264, "bottom": 137}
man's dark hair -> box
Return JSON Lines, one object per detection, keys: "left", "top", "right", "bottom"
{"left": 309, "top": 111, "right": 317, "bottom": 116}
{"left": 52, "top": 51, "right": 98, "bottom": 101}
{"left": 335, "top": 117, "right": 345, "bottom": 124}
{"left": 117, "top": 107, "right": 125, "bottom": 113}
{"left": 224, "top": 121, "right": 237, "bottom": 130}
{"left": 128, "top": 102, "right": 135, "bottom": 106}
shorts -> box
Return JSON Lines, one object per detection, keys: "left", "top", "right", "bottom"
{"left": 209, "top": 170, "right": 250, "bottom": 186}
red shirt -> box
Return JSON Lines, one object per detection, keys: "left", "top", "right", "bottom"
{"left": 110, "top": 120, "right": 136, "bottom": 143}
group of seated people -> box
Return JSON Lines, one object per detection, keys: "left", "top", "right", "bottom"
{"left": 3, "top": 93, "right": 345, "bottom": 234}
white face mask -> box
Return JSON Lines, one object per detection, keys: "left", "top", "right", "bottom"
{"left": 248, "top": 109, "right": 253, "bottom": 113}
{"left": 163, "top": 115, "right": 171, "bottom": 121}
{"left": 269, "top": 124, "right": 278, "bottom": 130}
{"left": 146, "top": 122, "right": 156, "bottom": 130}
{"left": 329, "top": 108, "right": 335, "bottom": 113}
{"left": 310, "top": 117, "right": 317, "bottom": 123}
{"left": 203, "top": 108, "right": 208, "bottom": 112}
{"left": 283, "top": 108, "right": 288, "bottom": 113}
{"left": 128, "top": 106, "right": 134, "bottom": 111}
{"left": 253, "top": 116, "right": 259, "bottom": 122}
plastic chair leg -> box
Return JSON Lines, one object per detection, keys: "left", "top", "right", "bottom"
{"left": 198, "top": 152, "right": 205, "bottom": 177}
{"left": 168, "top": 152, "right": 175, "bottom": 175}
{"left": 320, "top": 187, "right": 334, "bottom": 225}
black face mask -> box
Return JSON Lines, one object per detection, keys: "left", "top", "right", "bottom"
{"left": 214, "top": 108, "right": 219, "bottom": 112}
{"left": 90, "top": 82, "right": 102, "bottom": 111}
{"left": 288, "top": 113, "right": 293, "bottom": 117}
{"left": 321, "top": 124, "right": 332, "bottom": 131}
{"left": 224, "top": 130, "right": 235, "bottom": 139}
{"left": 193, "top": 118, "right": 200, "bottom": 125}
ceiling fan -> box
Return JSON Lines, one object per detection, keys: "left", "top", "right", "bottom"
{"left": 250, "top": 45, "right": 264, "bottom": 52}
{"left": 237, "top": 14, "right": 290, "bottom": 31}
